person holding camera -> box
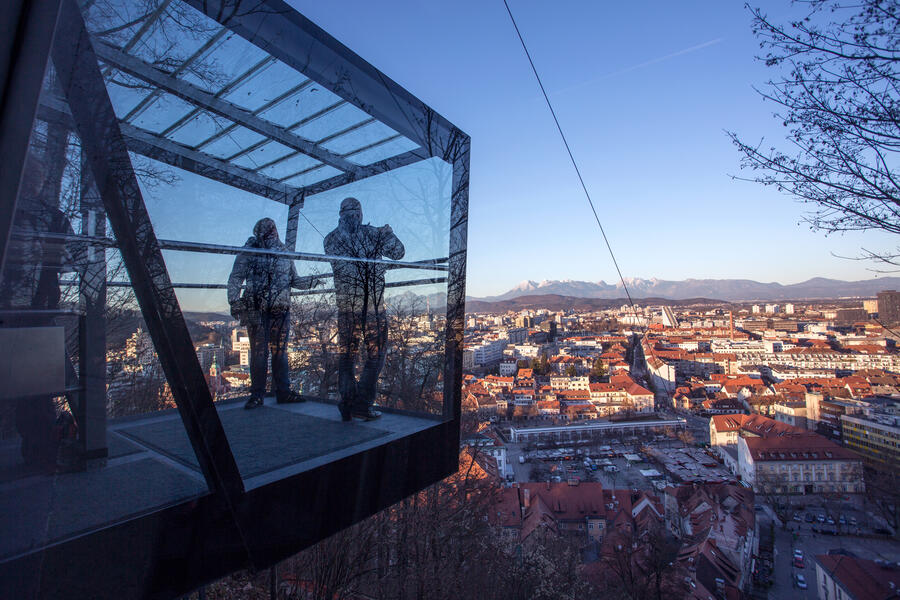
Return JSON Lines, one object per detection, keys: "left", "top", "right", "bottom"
{"left": 324, "top": 198, "right": 405, "bottom": 421}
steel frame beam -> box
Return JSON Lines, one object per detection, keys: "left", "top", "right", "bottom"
{"left": 158, "top": 55, "right": 277, "bottom": 138}
{"left": 51, "top": 0, "right": 247, "bottom": 503}
{"left": 36, "top": 96, "right": 304, "bottom": 206}
{"left": 120, "top": 28, "right": 229, "bottom": 124}
{"left": 120, "top": 122, "right": 305, "bottom": 205}
{"left": 93, "top": 41, "right": 363, "bottom": 176}
{"left": 78, "top": 149, "right": 108, "bottom": 459}
{"left": 182, "top": 0, "right": 459, "bottom": 156}
{"left": 0, "top": 0, "right": 62, "bottom": 284}
{"left": 294, "top": 148, "right": 429, "bottom": 196}
{"left": 1, "top": 0, "right": 470, "bottom": 595}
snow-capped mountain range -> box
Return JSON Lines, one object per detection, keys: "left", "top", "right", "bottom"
{"left": 469, "top": 277, "right": 900, "bottom": 303}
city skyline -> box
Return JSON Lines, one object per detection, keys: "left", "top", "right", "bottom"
{"left": 290, "top": 0, "right": 900, "bottom": 297}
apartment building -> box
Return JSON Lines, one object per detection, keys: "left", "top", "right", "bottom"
{"left": 841, "top": 413, "right": 900, "bottom": 468}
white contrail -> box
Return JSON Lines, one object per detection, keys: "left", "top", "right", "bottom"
{"left": 553, "top": 37, "right": 724, "bottom": 95}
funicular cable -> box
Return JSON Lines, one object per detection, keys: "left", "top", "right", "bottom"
{"left": 501, "top": 0, "right": 677, "bottom": 403}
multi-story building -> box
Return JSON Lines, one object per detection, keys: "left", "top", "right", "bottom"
{"left": 877, "top": 289, "right": 900, "bottom": 323}
{"left": 840, "top": 413, "right": 900, "bottom": 468}
{"left": 231, "top": 328, "right": 250, "bottom": 367}
{"left": 774, "top": 400, "right": 808, "bottom": 429}
{"left": 470, "top": 337, "right": 506, "bottom": 366}
{"left": 738, "top": 433, "right": 864, "bottom": 495}
{"left": 195, "top": 343, "right": 225, "bottom": 374}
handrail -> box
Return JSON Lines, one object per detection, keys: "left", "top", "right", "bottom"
{"left": 13, "top": 230, "right": 449, "bottom": 271}
{"left": 57, "top": 276, "right": 448, "bottom": 294}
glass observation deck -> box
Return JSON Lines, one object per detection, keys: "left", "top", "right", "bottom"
{"left": 0, "top": 0, "right": 468, "bottom": 597}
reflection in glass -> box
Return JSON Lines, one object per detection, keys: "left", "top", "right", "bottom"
{"left": 325, "top": 198, "right": 406, "bottom": 421}
{"left": 1, "top": 0, "right": 465, "bottom": 569}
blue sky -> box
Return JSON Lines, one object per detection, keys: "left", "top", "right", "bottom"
{"left": 289, "top": 0, "right": 900, "bottom": 298}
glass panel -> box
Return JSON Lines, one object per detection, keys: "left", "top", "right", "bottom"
{"left": 201, "top": 125, "right": 266, "bottom": 159}
{"left": 282, "top": 165, "right": 341, "bottom": 187}
{"left": 0, "top": 75, "right": 210, "bottom": 561}
{"left": 321, "top": 121, "right": 400, "bottom": 156}
{"left": 347, "top": 136, "right": 420, "bottom": 166}
{"left": 220, "top": 61, "right": 308, "bottom": 113}
{"left": 23, "top": 0, "right": 459, "bottom": 493}
{"left": 178, "top": 33, "right": 270, "bottom": 94}
{"left": 257, "top": 153, "right": 321, "bottom": 181}
{"left": 166, "top": 109, "right": 233, "bottom": 147}
{"left": 257, "top": 86, "right": 343, "bottom": 128}
{"left": 293, "top": 103, "right": 372, "bottom": 143}
{"left": 295, "top": 157, "right": 453, "bottom": 416}
{"left": 126, "top": 92, "right": 197, "bottom": 134}
{"left": 230, "top": 140, "right": 295, "bottom": 171}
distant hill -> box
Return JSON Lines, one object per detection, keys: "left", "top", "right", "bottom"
{"left": 469, "top": 277, "right": 900, "bottom": 303}
{"left": 465, "top": 294, "right": 724, "bottom": 313}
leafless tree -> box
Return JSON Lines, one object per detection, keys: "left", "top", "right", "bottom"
{"left": 729, "top": 0, "right": 900, "bottom": 268}
{"left": 864, "top": 464, "right": 900, "bottom": 532}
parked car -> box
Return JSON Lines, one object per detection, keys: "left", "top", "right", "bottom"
{"left": 793, "top": 513, "right": 802, "bottom": 522}
{"left": 793, "top": 557, "right": 805, "bottom": 569}
{"left": 826, "top": 516, "right": 835, "bottom": 525}
{"left": 794, "top": 549, "right": 804, "bottom": 560}
{"left": 817, "top": 514, "right": 826, "bottom": 523}
{"left": 849, "top": 517, "right": 858, "bottom": 526}
{"left": 838, "top": 515, "right": 846, "bottom": 525}
{"left": 805, "top": 513, "right": 815, "bottom": 523}
{"left": 796, "top": 574, "right": 808, "bottom": 589}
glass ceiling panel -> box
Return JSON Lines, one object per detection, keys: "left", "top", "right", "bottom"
{"left": 102, "top": 71, "right": 154, "bottom": 118}
{"left": 128, "top": 92, "right": 197, "bottom": 134}
{"left": 128, "top": 6, "right": 222, "bottom": 75}
{"left": 256, "top": 86, "right": 343, "bottom": 128}
{"left": 81, "top": 0, "right": 423, "bottom": 182}
{"left": 82, "top": 0, "right": 152, "bottom": 47}
{"left": 177, "top": 32, "right": 269, "bottom": 93}
{"left": 201, "top": 126, "right": 266, "bottom": 159}
{"left": 230, "top": 140, "right": 295, "bottom": 170}
{"left": 347, "top": 136, "right": 421, "bottom": 166}
{"left": 220, "top": 61, "right": 309, "bottom": 113}
{"left": 166, "top": 110, "right": 233, "bottom": 147}
{"left": 293, "top": 103, "right": 372, "bottom": 143}
{"left": 282, "top": 165, "right": 341, "bottom": 187}
{"left": 257, "top": 153, "right": 322, "bottom": 180}
{"left": 321, "top": 121, "right": 400, "bottom": 155}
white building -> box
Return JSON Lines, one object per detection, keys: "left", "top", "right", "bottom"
{"left": 231, "top": 328, "right": 250, "bottom": 367}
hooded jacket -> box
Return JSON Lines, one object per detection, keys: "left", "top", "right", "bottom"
{"left": 227, "top": 219, "right": 314, "bottom": 317}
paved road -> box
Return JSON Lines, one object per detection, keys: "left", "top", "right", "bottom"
{"left": 764, "top": 513, "right": 900, "bottom": 600}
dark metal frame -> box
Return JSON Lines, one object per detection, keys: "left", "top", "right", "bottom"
{"left": 0, "top": 0, "right": 469, "bottom": 597}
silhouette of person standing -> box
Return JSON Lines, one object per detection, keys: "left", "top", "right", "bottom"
{"left": 228, "top": 218, "right": 319, "bottom": 409}
{"left": 325, "top": 198, "right": 404, "bottom": 421}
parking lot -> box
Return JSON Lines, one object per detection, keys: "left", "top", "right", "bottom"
{"left": 510, "top": 440, "right": 675, "bottom": 491}
{"left": 765, "top": 510, "right": 900, "bottom": 600}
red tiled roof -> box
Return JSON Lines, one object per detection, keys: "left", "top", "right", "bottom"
{"left": 816, "top": 554, "right": 900, "bottom": 600}
{"left": 744, "top": 434, "right": 860, "bottom": 461}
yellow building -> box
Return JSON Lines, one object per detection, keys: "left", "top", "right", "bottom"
{"left": 840, "top": 414, "right": 900, "bottom": 468}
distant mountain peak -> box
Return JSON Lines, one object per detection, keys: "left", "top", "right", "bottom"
{"left": 472, "top": 276, "right": 900, "bottom": 303}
